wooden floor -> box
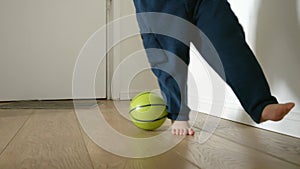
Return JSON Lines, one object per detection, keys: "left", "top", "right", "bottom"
{"left": 0, "top": 100, "right": 299, "bottom": 169}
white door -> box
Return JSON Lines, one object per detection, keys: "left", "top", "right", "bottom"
{"left": 0, "top": 0, "right": 106, "bottom": 101}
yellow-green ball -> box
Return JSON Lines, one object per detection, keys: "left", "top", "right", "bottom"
{"left": 129, "top": 91, "right": 168, "bottom": 130}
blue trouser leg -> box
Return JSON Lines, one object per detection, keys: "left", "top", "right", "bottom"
{"left": 133, "top": 0, "right": 192, "bottom": 121}
{"left": 193, "top": 0, "right": 278, "bottom": 123}
{"left": 133, "top": 0, "right": 278, "bottom": 123}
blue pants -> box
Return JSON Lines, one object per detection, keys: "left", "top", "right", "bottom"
{"left": 133, "top": 0, "right": 278, "bottom": 123}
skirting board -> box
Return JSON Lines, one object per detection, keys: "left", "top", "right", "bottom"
{"left": 188, "top": 95, "right": 300, "bottom": 138}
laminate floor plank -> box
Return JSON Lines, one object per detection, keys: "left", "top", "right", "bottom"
{"left": 0, "top": 100, "right": 299, "bottom": 169}
{"left": 79, "top": 101, "right": 200, "bottom": 169}
{"left": 0, "top": 109, "right": 32, "bottom": 154}
{"left": 175, "top": 132, "right": 299, "bottom": 169}
{"left": 0, "top": 109, "right": 94, "bottom": 169}
{"left": 190, "top": 111, "right": 300, "bottom": 166}
{"left": 81, "top": 130, "right": 200, "bottom": 169}
{"left": 93, "top": 101, "right": 300, "bottom": 169}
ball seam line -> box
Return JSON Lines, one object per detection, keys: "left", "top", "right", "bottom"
{"left": 129, "top": 104, "right": 167, "bottom": 113}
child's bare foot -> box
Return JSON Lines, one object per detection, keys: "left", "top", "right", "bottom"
{"left": 171, "top": 120, "right": 194, "bottom": 136}
{"left": 260, "top": 103, "right": 295, "bottom": 123}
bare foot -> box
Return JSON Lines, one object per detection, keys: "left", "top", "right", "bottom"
{"left": 171, "top": 120, "right": 194, "bottom": 136}
{"left": 260, "top": 103, "right": 295, "bottom": 123}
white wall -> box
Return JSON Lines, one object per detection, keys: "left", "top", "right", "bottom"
{"left": 0, "top": 0, "right": 107, "bottom": 101}
{"left": 109, "top": 0, "right": 159, "bottom": 100}
{"left": 188, "top": 0, "right": 300, "bottom": 137}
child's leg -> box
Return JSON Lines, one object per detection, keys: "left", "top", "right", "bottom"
{"left": 133, "top": 0, "right": 195, "bottom": 135}
{"left": 193, "top": 0, "right": 294, "bottom": 123}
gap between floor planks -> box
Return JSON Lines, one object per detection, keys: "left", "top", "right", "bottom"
{"left": 0, "top": 109, "right": 32, "bottom": 155}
